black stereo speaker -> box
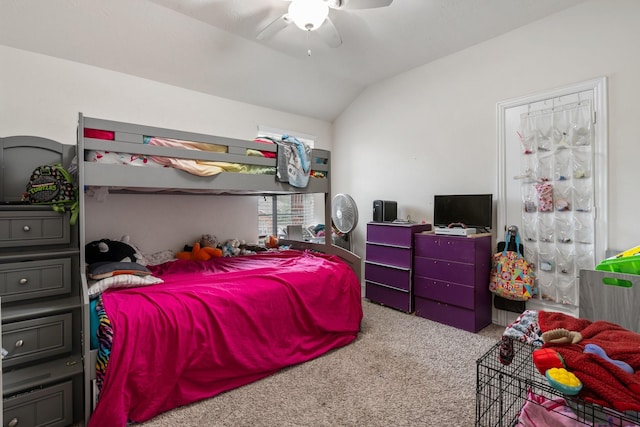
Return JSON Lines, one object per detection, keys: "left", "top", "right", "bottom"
{"left": 373, "top": 200, "right": 397, "bottom": 222}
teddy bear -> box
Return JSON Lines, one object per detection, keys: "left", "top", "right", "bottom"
{"left": 199, "top": 234, "right": 218, "bottom": 249}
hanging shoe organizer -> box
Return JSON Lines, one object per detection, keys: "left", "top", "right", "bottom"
{"left": 497, "top": 77, "right": 608, "bottom": 318}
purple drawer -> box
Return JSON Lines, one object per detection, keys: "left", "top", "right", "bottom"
{"left": 413, "top": 277, "right": 474, "bottom": 310}
{"left": 413, "top": 257, "right": 475, "bottom": 285}
{"left": 414, "top": 297, "right": 491, "bottom": 333}
{"left": 365, "top": 281, "right": 412, "bottom": 312}
{"left": 364, "top": 262, "right": 411, "bottom": 291}
{"left": 414, "top": 234, "right": 476, "bottom": 263}
{"left": 366, "top": 243, "right": 412, "bottom": 269}
{"left": 366, "top": 223, "right": 431, "bottom": 246}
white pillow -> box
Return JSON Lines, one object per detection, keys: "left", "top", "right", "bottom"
{"left": 88, "top": 274, "right": 163, "bottom": 298}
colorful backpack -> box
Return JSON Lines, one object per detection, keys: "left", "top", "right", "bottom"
{"left": 23, "top": 163, "right": 79, "bottom": 225}
{"left": 489, "top": 230, "right": 536, "bottom": 301}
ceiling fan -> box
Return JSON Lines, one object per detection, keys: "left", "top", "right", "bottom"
{"left": 256, "top": 0, "right": 394, "bottom": 48}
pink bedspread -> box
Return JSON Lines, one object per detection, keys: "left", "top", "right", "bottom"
{"left": 88, "top": 250, "right": 362, "bottom": 427}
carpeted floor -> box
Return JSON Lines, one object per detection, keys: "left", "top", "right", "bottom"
{"left": 138, "top": 299, "right": 504, "bottom": 426}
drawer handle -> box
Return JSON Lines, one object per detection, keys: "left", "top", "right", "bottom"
{"left": 15, "top": 339, "right": 24, "bottom": 348}
{"left": 19, "top": 278, "right": 28, "bottom": 285}
{"left": 8, "top": 418, "right": 18, "bottom": 427}
{"left": 22, "top": 225, "right": 30, "bottom": 232}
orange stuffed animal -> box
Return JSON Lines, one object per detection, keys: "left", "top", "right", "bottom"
{"left": 176, "top": 242, "right": 223, "bottom": 261}
{"left": 265, "top": 235, "right": 279, "bottom": 249}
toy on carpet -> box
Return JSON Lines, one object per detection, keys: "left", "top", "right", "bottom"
{"left": 584, "top": 343, "right": 634, "bottom": 374}
{"left": 86, "top": 238, "right": 139, "bottom": 264}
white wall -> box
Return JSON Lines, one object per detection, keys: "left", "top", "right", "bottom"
{"left": 0, "top": 46, "right": 332, "bottom": 253}
{"left": 333, "top": 0, "right": 640, "bottom": 260}
{"left": 3, "top": 0, "right": 640, "bottom": 263}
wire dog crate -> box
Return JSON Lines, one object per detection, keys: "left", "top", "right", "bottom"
{"left": 476, "top": 339, "right": 640, "bottom": 426}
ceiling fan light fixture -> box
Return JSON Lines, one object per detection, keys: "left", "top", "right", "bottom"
{"left": 288, "top": 0, "right": 329, "bottom": 31}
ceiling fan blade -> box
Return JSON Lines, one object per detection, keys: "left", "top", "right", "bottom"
{"left": 338, "top": 0, "right": 393, "bottom": 10}
{"left": 316, "top": 17, "right": 342, "bottom": 48}
{"left": 256, "top": 14, "right": 292, "bottom": 40}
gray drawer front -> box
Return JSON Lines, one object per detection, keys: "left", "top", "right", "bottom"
{"left": 0, "top": 211, "right": 70, "bottom": 248}
{"left": 2, "top": 313, "right": 73, "bottom": 368}
{"left": 0, "top": 258, "right": 71, "bottom": 302}
{"left": 3, "top": 380, "right": 73, "bottom": 427}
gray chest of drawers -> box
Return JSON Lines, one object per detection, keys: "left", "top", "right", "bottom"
{"left": 1, "top": 137, "right": 83, "bottom": 427}
{"left": 364, "top": 222, "right": 432, "bottom": 312}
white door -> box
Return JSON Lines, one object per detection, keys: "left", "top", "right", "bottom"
{"left": 497, "top": 77, "right": 608, "bottom": 319}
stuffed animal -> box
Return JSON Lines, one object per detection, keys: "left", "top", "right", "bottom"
{"left": 265, "top": 235, "right": 279, "bottom": 249}
{"left": 221, "top": 238, "right": 241, "bottom": 257}
{"left": 120, "top": 235, "right": 148, "bottom": 265}
{"left": 240, "top": 242, "right": 267, "bottom": 253}
{"left": 199, "top": 234, "right": 219, "bottom": 249}
{"left": 85, "top": 238, "right": 138, "bottom": 264}
{"left": 176, "top": 242, "right": 223, "bottom": 261}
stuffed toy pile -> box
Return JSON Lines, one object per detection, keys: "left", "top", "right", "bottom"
{"left": 176, "top": 234, "right": 223, "bottom": 261}
{"left": 176, "top": 234, "right": 267, "bottom": 260}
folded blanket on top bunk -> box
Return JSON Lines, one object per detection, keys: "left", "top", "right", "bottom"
{"left": 84, "top": 128, "right": 326, "bottom": 185}
{"left": 502, "top": 310, "right": 640, "bottom": 414}
{"left": 145, "top": 136, "right": 275, "bottom": 176}
{"left": 85, "top": 136, "right": 275, "bottom": 176}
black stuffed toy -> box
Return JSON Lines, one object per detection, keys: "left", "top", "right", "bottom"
{"left": 85, "top": 239, "right": 138, "bottom": 264}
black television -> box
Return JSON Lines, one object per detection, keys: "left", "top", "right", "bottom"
{"left": 433, "top": 194, "right": 493, "bottom": 231}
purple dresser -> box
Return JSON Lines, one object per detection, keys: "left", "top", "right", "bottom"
{"left": 365, "top": 222, "right": 432, "bottom": 312}
{"left": 413, "top": 233, "right": 492, "bottom": 332}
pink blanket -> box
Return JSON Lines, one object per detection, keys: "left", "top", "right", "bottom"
{"left": 88, "top": 250, "right": 362, "bottom": 427}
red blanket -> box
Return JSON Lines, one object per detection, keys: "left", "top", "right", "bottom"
{"left": 88, "top": 250, "right": 362, "bottom": 427}
{"left": 540, "top": 311, "right": 640, "bottom": 412}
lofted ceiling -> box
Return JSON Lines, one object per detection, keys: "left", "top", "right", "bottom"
{"left": 0, "top": 0, "right": 585, "bottom": 122}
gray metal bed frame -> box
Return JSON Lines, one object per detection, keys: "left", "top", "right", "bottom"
{"left": 77, "top": 113, "right": 361, "bottom": 423}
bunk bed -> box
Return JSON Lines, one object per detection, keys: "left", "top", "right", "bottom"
{"left": 77, "top": 114, "right": 363, "bottom": 427}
